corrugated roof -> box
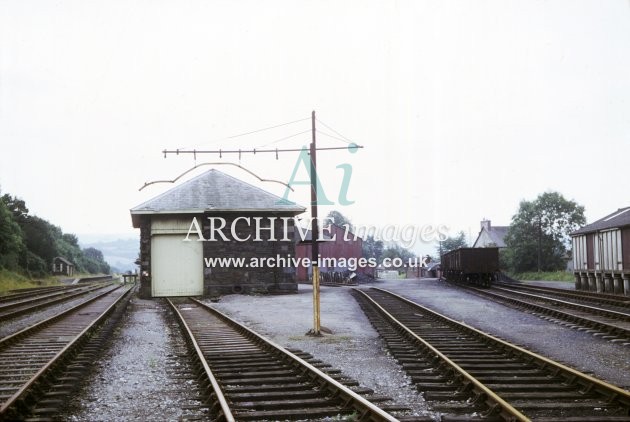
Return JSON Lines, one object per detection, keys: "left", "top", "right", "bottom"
{"left": 130, "top": 169, "right": 305, "bottom": 225}
{"left": 571, "top": 206, "right": 630, "bottom": 235}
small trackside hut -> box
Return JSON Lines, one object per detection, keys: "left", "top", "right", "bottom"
{"left": 52, "top": 256, "right": 75, "bottom": 276}
{"left": 130, "top": 169, "right": 305, "bottom": 298}
{"left": 571, "top": 206, "right": 630, "bottom": 296}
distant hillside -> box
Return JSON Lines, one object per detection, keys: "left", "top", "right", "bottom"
{"left": 81, "top": 237, "right": 139, "bottom": 273}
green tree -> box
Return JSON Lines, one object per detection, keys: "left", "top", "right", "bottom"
{"left": 83, "top": 247, "right": 104, "bottom": 262}
{"left": 0, "top": 189, "right": 111, "bottom": 277}
{"left": 436, "top": 231, "right": 468, "bottom": 257}
{"left": 80, "top": 247, "right": 110, "bottom": 274}
{"left": 1, "top": 193, "right": 29, "bottom": 224}
{"left": 23, "top": 251, "right": 48, "bottom": 277}
{"left": 326, "top": 210, "right": 353, "bottom": 231}
{"left": 20, "top": 216, "right": 59, "bottom": 267}
{"left": 63, "top": 233, "right": 79, "bottom": 247}
{"left": 362, "top": 235, "right": 384, "bottom": 262}
{"left": 381, "top": 243, "right": 415, "bottom": 269}
{"left": 504, "top": 192, "right": 585, "bottom": 273}
{"left": 0, "top": 199, "right": 24, "bottom": 270}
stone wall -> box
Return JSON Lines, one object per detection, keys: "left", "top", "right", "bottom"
{"left": 138, "top": 212, "right": 299, "bottom": 298}
{"left": 138, "top": 217, "right": 152, "bottom": 298}
{"left": 202, "top": 212, "right": 298, "bottom": 296}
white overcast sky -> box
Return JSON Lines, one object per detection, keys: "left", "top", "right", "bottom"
{"left": 1, "top": 1, "right": 629, "bottom": 255}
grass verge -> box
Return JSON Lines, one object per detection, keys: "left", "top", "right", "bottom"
{"left": 510, "top": 271, "right": 575, "bottom": 282}
{"left": 0, "top": 269, "right": 63, "bottom": 294}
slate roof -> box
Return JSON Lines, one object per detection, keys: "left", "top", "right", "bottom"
{"left": 54, "top": 256, "right": 74, "bottom": 266}
{"left": 487, "top": 226, "right": 508, "bottom": 247}
{"left": 571, "top": 206, "right": 630, "bottom": 235}
{"left": 473, "top": 226, "right": 508, "bottom": 248}
{"left": 131, "top": 169, "right": 305, "bottom": 227}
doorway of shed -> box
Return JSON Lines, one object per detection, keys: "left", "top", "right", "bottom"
{"left": 151, "top": 234, "right": 203, "bottom": 297}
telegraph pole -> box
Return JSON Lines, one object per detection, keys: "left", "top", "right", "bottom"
{"left": 309, "top": 111, "right": 321, "bottom": 336}
{"left": 160, "top": 111, "right": 362, "bottom": 337}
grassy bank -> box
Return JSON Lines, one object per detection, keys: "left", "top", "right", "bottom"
{"left": 510, "top": 271, "right": 575, "bottom": 282}
{"left": 0, "top": 269, "right": 62, "bottom": 294}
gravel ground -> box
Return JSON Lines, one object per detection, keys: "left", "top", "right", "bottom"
{"left": 63, "top": 293, "right": 209, "bottom": 422}
{"left": 56, "top": 277, "right": 629, "bottom": 421}
{"left": 380, "top": 278, "right": 630, "bottom": 389}
{"left": 205, "top": 283, "right": 434, "bottom": 419}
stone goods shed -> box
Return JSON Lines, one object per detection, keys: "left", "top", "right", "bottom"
{"left": 130, "top": 169, "right": 305, "bottom": 298}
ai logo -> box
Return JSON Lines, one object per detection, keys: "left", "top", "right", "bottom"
{"left": 279, "top": 143, "right": 359, "bottom": 206}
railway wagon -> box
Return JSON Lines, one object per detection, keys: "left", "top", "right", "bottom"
{"left": 441, "top": 247, "right": 499, "bottom": 287}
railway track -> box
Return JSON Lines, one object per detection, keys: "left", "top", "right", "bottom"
{"left": 353, "top": 287, "right": 630, "bottom": 421}
{"left": 167, "top": 297, "right": 402, "bottom": 421}
{"left": 0, "top": 285, "right": 78, "bottom": 304}
{"left": 494, "top": 282, "right": 630, "bottom": 310}
{"left": 0, "top": 284, "right": 131, "bottom": 420}
{"left": 451, "top": 282, "right": 630, "bottom": 344}
{"left": 0, "top": 282, "right": 113, "bottom": 322}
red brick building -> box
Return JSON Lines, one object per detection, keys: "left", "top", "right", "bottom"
{"left": 295, "top": 224, "right": 370, "bottom": 281}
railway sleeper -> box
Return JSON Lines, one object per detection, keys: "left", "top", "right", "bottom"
{"left": 233, "top": 406, "right": 353, "bottom": 420}
{"left": 235, "top": 397, "right": 338, "bottom": 410}
{"left": 431, "top": 401, "right": 487, "bottom": 414}
{"left": 215, "top": 369, "right": 296, "bottom": 378}
{"left": 204, "top": 354, "right": 270, "bottom": 364}
{"left": 534, "top": 418, "right": 630, "bottom": 422}
{"left": 456, "top": 362, "right": 535, "bottom": 370}
{"left": 208, "top": 360, "right": 276, "bottom": 369}
{"left": 473, "top": 375, "right": 563, "bottom": 384}
{"left": 449, "top": 357, "right": 523, "bottom": 363}
{"left": 510, "top": 399, "right": 624, "bottom": 410}
{"left": 222, "top": 382, "right": 313, "bottom": 393}
{"left": 409, "top": 376, "right": 450, "bottom": 384}
{"left": 213, "top": 363, "right": 289, "bottom": 372}
{"left": 485, "top": 383, "right": 576, "bottom": 391}
{"left": 414, "top": 383, "right": 460, "bottom": 392}
{"left": 424, "top": 391, "right": 470, "bottom": 401}
{"left": 223, "top": 376, "right": 303, "bottom": 385}
{"left": 228, "top": 390, "right": 324, "bottom": 401}
{"left": 498, "top": 391, "right": 598, "bottom": 400}
{"left": 402, "top": 362, "right": 439, "bottom": 369}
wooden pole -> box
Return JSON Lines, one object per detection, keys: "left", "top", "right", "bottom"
{"left": 310, "top": 110, "right": 321, "bottom": 336}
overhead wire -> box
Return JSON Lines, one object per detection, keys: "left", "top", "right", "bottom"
{"left": 316, "top": 130, "right": 354, "bottom": 144}
{"left": 174, "top": 116, "right": 310, "bottom": 151}
{"left": 226, "top": 117, "right": 310, "bottom": 140}
{"left": 315, "top": 118, "right": 354, "bottom": 144}
{"left": 256, "top": 130, "right": 312, "bottom": 148}
{"left": 158, "top": 113, "right": 361, "bottom": 192}
{"left": 166, "top": 115, "right": 359, "bottom": 164}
